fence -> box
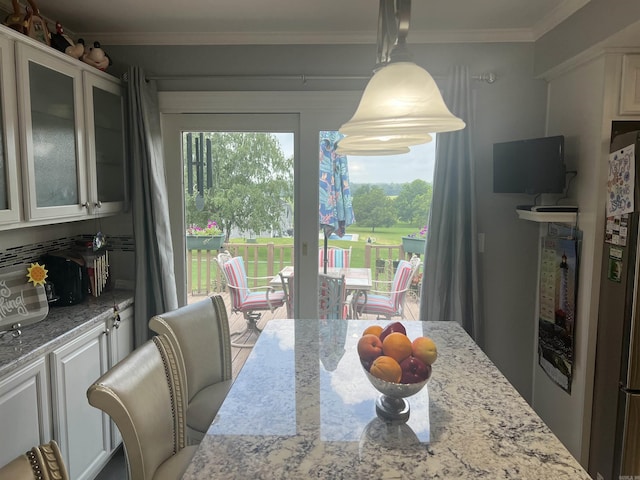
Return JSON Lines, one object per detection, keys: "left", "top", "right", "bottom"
{"left": 187, "top": 242, "right": 414, "bottom": 295}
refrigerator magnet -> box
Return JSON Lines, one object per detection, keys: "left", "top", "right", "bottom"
{"left": 608, "top": 247, "right": 623, "bottom": 282}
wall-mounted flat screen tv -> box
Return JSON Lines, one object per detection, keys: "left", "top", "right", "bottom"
{"left": 493, "top": 135, "right": 566, "bottom": 194}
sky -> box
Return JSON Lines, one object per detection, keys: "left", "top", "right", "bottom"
{"left": 273, "top": 133, "right": 435, "bottom": 184}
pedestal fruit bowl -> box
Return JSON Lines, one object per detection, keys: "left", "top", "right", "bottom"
{"left": 358, "top": 322, "right": 437, "bottom": 423}
{"left": 362, "top": 367, "right": 429, "bottom": 423}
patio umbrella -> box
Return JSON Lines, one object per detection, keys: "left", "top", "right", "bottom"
{"left": 319, "top": 131, "right": 355, "bottom": 273}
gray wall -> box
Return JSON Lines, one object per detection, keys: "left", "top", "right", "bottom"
{"left": 106, "top": 41, "right": 548, "bottom": 401}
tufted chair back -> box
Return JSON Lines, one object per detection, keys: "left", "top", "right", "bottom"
{"left": 0, "top": 441, "right": 69, "bottom": 480}
{"left": 87, "top": 335, "right": 198, "bottom": 480}
{"left": 149, "top": 295, "right": 233, "bottom": 443}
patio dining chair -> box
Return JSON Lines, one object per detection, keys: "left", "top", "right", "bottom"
{"left": 318, "top": 247, "right": 352, "bottom": 269}
{"left": 275, "top": 271, "right": 349, "bottom": 320}
{"left": 279, "top": 271, "right": 293, "bottom": 318}
{"left": 354, "top": 259, "right": 418, "bottom": 320}
{"left": 217, "top": 253, "right": 286, "bottom": 347}
{"left": 318, "top": 273, "right": 349, "bottom": 320}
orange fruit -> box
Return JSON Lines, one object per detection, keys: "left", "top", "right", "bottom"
{"left": 382, "top": 332, "right": 413, "bottom": 363}
{"left": 370, "top": 356, "right": 402, "bottom": 383}
{"left": 362, "top": 325, "right": 383, "bottom": 337}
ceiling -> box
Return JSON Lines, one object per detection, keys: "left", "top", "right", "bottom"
{"left": 1, "top": 0, "right": 590, "bottom": 46}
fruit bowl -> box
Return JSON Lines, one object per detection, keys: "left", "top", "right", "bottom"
{"left": 362, "top": 364, "right": 429, "bottom": 423}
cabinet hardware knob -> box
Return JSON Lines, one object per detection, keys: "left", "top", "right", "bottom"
{"left": 104, "top": 328, "right": 110, "bottom": 335}
{"left": 81, "top": 202, "right": 89, "bottom": 208}
{"left": 95, "top": 201, "right": 102, "bottom": 208}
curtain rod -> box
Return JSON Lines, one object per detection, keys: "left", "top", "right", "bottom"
{"left": 137, "top": 72, "right": 497, "bottom": 84}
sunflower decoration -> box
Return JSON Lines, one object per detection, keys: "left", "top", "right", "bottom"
{"left": 26, "top": 263, "right": 48, "bottom": 287}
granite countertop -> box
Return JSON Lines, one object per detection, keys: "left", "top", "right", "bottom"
{"left": 0, "top": 289, "right": 134, "bottom": 378}
{"left": 183, "top": 319, "right": 591, "bottom": 479}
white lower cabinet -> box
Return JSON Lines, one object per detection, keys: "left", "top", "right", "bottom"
{"left": 0, "top": 357, "right": 51, "bottom": 467}
{"left": 51, "top": 322, "right": 110, "bottom": 480}
{"left": 0, "top": 304, "right": 134, "bottom": 478}
{"left": 106, "top": 306, "right": 134, "bottom": 448}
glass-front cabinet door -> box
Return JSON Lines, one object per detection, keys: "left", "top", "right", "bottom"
{"left": 16, "top": 42, "right": 88, "bottom": 220}
{"left": 0, "top": 32, "right": 21, "bottom": 225}
{"left": 83, "top": 72, "right": 126, "bottom": 215}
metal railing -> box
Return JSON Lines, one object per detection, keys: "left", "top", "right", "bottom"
{"left": 186, "top": 242, "right": 414, "bottom": 295}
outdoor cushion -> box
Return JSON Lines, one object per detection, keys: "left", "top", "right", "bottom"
{"left": 222, "top": 256, "right": 285, "bottom": 313}
{"left": 356, "top": 260, "right": 414, "bottom": 317}
{"left": 319, "top": 248, "right": 351, "bottom": 268}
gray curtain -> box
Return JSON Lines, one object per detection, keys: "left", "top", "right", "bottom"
{"left": 420, "top": 65, "right": 482, "bottom": 345}
{"left": 127, "top": 66, "right": 178, "bottom": 347}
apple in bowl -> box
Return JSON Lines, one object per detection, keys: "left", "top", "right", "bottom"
{"left": 399, "top": 356, "right": 432, "bottom": 384}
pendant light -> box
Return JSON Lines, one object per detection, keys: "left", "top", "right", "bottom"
{"left": 337, "top": 0, "right": 465, "bottom": 156}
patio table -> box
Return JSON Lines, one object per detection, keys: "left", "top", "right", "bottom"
{"left": 181, "top": 319, "right": 591, "bottom": 479}
{"left": 271, "top": 266, "right": 372, "bottom": 318}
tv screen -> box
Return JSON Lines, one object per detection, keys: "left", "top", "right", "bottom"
{"left": 493, "top": 135, "right": 566, "bottom": 194}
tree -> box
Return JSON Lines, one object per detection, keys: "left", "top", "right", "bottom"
{"left": 352, "top": 185, "right": 396, "bottom": 232}
{"left": 184, "top": 133, "right": 293, "bottom": 240}
{"left": 395, "top": 179, "right": 432, "bottom": 224}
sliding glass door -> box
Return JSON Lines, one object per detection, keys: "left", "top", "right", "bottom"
{"left": 162, "top": 113, "right": 298, "bottom": 309}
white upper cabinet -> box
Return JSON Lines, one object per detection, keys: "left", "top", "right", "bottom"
{"left": 16, "top": 42, "right": 88, "bottom": 220}
{"left": 620, "top": 54, "right": 640, "bottom": 115}
{"left": 0, "top": 24, "right": 127, "bottom": 228}
{"left": 0, "top": 32, "right": 21, "bottom": 224}
{"left": 83, "top": 72, "right": 127, "bottom": 215}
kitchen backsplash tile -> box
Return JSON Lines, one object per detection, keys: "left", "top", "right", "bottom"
{"left": 0, "top": 235, "right": 134, "bottom": 269}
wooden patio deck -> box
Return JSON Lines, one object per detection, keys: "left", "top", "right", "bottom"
{"left": 187, "top": 290, "right": 421, "bottom": 380}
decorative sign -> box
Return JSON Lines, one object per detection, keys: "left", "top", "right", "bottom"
{"left": 0, "top": 265, "right": 49, "bottom": 331}
{"left": 607, "top": 143, "right": 635, "bottom": 216}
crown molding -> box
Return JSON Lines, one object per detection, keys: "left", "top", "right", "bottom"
{"left": 80, "top": 28, "right": 538, "bottom": 46}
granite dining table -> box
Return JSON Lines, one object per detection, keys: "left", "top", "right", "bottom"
{"left": 182, "top": 319, "right": 591, "bottom": 479}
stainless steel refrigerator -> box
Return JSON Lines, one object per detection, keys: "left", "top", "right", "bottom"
{"left": 589, "top": 127, "right": 640, "bottom": 480}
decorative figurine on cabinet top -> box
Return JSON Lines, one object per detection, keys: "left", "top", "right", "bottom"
{"left": 49, "top": 22, "right": 84, "bottom": 59}
{"left": 81, "top": 41, "right": 112, "bottom": 71}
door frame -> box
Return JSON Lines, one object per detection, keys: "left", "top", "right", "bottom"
{"left": 160, "top": 91, "right": 360, "bottom": 319}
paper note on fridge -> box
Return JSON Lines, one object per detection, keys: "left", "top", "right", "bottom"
{"left": 607, "top": 143, "right": 635, "bottom": 216}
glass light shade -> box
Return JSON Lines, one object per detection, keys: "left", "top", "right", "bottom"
{"left": 339, "top": 61, "right": 465, "bottom": 138}
{"left": 336, "top": 145, "right": 409, "bottom": 156}
{"left": 335, "top": 132, "right": 432, "bottom": 156}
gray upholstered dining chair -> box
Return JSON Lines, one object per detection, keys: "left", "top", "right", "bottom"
{"left": 87, "top": 334, "right": 198, "bottom": 480}
{"left": 149, "top": 295, "right": 233, "bottom": 443}
{"left": 0, "top": 440, "right": 69, "bottom": 480}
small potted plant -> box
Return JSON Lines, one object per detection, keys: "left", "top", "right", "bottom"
{"left": 186, "top": 220, "right": 225, "bottom": 250}
{"left": 402, "top": 225, "right": 427, "bottom": 256}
